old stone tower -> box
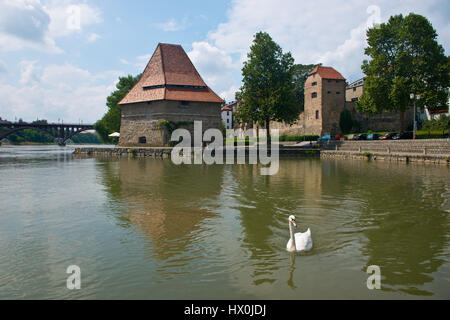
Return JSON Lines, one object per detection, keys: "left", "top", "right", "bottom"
{"left": 304, "top": 66, "right": 346, "bottom": 136}
{"left": 118, "top": 43, "right": 224, "bottom": 147}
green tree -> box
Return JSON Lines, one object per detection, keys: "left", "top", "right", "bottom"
{"left": 235, "top": 32, "right": 299, "bottom": 143}
{"left": 94, "top": 74, "right": 141, "bottom": 143}
{"left": 339, "top": 109, "right": 354, "bottom": 134}
{"left": 292, "top": 63, "right": 321, "bottom": 112}
{"left": 357, "top": 13, "right": 449, "bottom": 130}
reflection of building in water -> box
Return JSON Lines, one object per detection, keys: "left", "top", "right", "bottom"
{"left": 336, "top": 160, "right": 449, "bottom": 295}
{"left": 100, "top": 159, "right": 224, "bottom": 261}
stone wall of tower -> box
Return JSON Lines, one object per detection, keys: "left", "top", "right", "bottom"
{"left": 119, "top": 100, "right": 222, "bottom": 147}
{"left": 303, "top": 73, "right": 324, "bottom": 136}
{"left": 320, "top": 78, "right": 346, "bottom": 136}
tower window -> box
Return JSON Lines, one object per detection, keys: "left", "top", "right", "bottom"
{"left": 311, "top": 92, "right": 317, "bottom": 98}
{"left": 315, "top": 110, "right": 320, "bottom": 120}
{"left": 312, "top": 82, "right": 317, "bottom": 86}
{"left": 138, "top": 136, "right": 147, "bottom": 144}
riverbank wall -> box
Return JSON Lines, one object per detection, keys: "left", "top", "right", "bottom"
{"left": 74, "top": 139, "right": 449, "bottom": 165}
{"left": 74, "top": 146, "right": 321, "bottom": 158}
{"left": 319, "top": 139, "right": 449, "bottom": 164}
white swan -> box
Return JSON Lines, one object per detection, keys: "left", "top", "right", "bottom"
{"left": 286, "top": 215, "right": 312, "bottom": 252}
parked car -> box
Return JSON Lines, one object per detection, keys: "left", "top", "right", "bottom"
{"left": 380, "top": 132, "right": 397, "bottom": 140}
{"left": 355, "top": 134, "right": 367, "bottom": 140}
{"left": 392, "top": 132, "right": 413, "bottom": 140}
{"left": 335, "top": 134, "right": 347, "bottom": 140}
{"left": 366, "top": 133, "right": 380, "bottom": 140}
{"left": 318, "top": 135, "right": 332, "bottom": 141}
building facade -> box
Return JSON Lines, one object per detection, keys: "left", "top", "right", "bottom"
{"left": 118, "top": 43, "right": 224, "bottom": 147}
{"left": 221, "top": 105, "right": 233, "bottom": 129}
{"left": 272, "top": 66, "right": 414, "bottom": 136}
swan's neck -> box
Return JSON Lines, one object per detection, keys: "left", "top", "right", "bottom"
{"left": 289, "top": 222, "right": 296, "bottom": 251}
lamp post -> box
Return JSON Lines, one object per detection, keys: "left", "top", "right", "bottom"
{"left": 410, "top": 93, "right": 420, "bottom": 139}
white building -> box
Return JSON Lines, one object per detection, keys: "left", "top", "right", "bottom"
{"left": 221, "top": 105, "right": 233, "bottom": 129}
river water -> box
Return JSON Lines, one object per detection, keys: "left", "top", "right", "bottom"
{"left": 0, "top": 145, "right": 449, "bottom": 299}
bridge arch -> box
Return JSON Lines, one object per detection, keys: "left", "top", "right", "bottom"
{"left": 0, "top": 126, "right": 93, "bottom": 145}
{"left": 0, "top": 126, "right": 57, "bottom": 141}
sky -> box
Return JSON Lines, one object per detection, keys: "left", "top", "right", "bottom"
{"left": 0, "top": 0, "right": 448, "bottom": 124}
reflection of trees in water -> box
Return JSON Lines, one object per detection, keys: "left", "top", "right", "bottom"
{"left": 232, "top": 159, "right": 322, "bottom": 286}
{"left": 337, "top": 161, "right": 449, "bottom": 296}
{"left": 97, "top": 158, "right": 224, "bottom": 262}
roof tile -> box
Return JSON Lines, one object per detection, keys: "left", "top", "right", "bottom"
{"left": 309, "top": 66, "right": 345, "bottom": 80}
{"left": 120, "top": 43, "right": 224, "bottom": 105}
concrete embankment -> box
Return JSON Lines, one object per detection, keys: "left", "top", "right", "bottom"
{"left": 74, "top": 139, "right": 449, "bottom": 165}
{"left": 73, "top": 146, "right": 320, "bottom": 158}
{"left": 319, "top": 139, "right": 450, "bottom": 164}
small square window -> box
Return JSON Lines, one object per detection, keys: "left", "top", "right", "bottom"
{"left": 312, "top": 82, "right": 317, "bottom": 86}
{"left": 336, "top": 91, "right": 340, "bottom": 94}
{"left": 138, "top": 136, "right": 147, "bottom": 144}
{"left": 311, "top": 92, "right": 317, "bottom": 98}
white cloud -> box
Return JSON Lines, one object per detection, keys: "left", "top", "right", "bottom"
{"left": 19, "top": 60, "right": 41, "bottom": 85}
{"left": 87, "top": 33, "right": 101, "bottom": 43}
{"left": 0, "top": 0, "right": 61, "bottom": 53}
{"left": 120, "top": 58, "right": 131, "bottom": 65}
{"left": 188, "top": 41, "right": 238, "bottom": 100}
{"left": 155, "top": 17, "right": 188, "bottom": 32}
{"left": 0, "top": 0, "right": 102, "bottom": 53}
{"left": 219, "top": 85, "right": 240, "bottom": 102}
{"left": 196, "top": 0, "right": 450, "bottom": 100}
{"left": 44, "top": 0, "right": 102, "bottom": 38}
{"left": 0, "top": 62, "right": 121, "bottom": 123}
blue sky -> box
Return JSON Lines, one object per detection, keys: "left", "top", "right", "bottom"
{"left": 0, "top": 0, "right": 448, "bottom": 123}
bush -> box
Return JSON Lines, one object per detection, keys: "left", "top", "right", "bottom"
{"left": 420, "top": 115, "right": 450, "bottom": 132}
{"left": 279, "top": 134, "right": 319, "bottom": 142}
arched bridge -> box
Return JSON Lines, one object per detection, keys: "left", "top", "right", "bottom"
{"left": 0, "top": 121, "right": 95, "bottom": 146}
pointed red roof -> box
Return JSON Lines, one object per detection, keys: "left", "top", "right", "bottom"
{"left": 309, "top": 66, "right": 345, "bottom": 80}
{"left": 119, "top": 43, "right": 224, "bottom": 105}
